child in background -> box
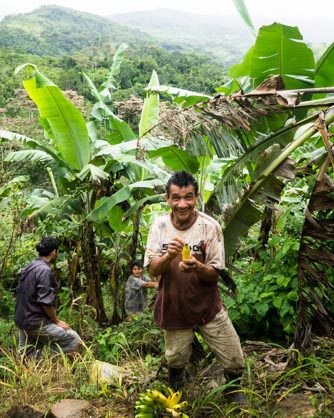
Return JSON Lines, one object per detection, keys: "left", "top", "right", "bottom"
{"left": 125, "top": 261, "right": 158, "bottom": 316}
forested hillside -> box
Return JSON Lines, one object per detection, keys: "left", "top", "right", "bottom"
{"left": 0, "top": 5, "right": 155, "bottom": 55}
{"left": 110, "top": 8, "right": 252, "bottom": 65}
{"left": 0, "top": 6, "right": 228, "bottom": 109}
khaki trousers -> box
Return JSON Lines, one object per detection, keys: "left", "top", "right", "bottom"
{"left": 164, "top": 307, "right": 244, "bottom": 373}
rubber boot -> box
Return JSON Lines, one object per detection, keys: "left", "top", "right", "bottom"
{"left": 225, "top": 372, "right": 248, "bottom": 407}
{"left": 168, "top": 366, "right": 185, "bottom": 391}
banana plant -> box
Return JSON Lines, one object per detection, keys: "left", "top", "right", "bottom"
{"left": 0, "top": 63, "right": 170, "bottom": 323}
{"left": 82, "top": 64, "right": 170, "bottom": 321}
{"left": 148, "top": 21, "right": 334, "bottom": 349}
{"left": 1, "top": 64, "right": 111, "bottom": 322}
{"left": 148, "top": 23, "right": 334, "bottom": 257}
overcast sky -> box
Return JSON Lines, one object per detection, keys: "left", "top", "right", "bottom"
{"left": 1, "top": 0, "right": 333, "bottom": 42}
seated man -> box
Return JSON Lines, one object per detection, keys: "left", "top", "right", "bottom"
{"left": 14, "top": 236, "right": 81, "bottom": 357}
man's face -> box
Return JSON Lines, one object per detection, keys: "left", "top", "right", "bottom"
{"left": 166, "top": 184, "right": 198, "bottom": 225}
{"left": 50, "top": 249, "right": 58, "bottom": 262}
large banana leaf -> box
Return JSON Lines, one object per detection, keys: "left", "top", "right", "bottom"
{"left": 76, "top": 164, "right": 109, "bottom": 183}
{"left": 149, "top": 85, "right": 211, "bottom": 108}
{"left": 0, "top": 130, "right": 34, "bottom": 143}
{"left": 87, "top": 178, "right": 167, "bottom": 223}
{"left": 107, "top": 206, "right": 129, "bottom": 233}
{"left": 0, "top": 176, "right": 29, "bottom": 198}
{"left": 87, "top": 186, "right": 131, "bottom": 222}
{"left": 82, "top": 46, "right": 136, "bottom": 142}
{"left": 108, "top": 113, "right": 137, "bottom": 143}
{"left": 0, "top": 129, "right": 72, "bottom": 170}
{"left": 116, "top": 156, "right": 170, "bottom": 183}
{"left": 149, "top": 145, "right": 200, "bottom": 174}
{"left": 128, "top": 179, "right": 165, "bottom": 190}
{"left": 228, "top": 23, "right": 315, "bottom": 90}
{"left": 17, "top": 64, "right": 90, "bottom": 171}
{"left": 83, "top": 70, "right": 136, "bottom": 143}
{"left": 82, "top": 71, "right": 113, "bottom": 121}
{"left": 139, "top": 70, "right": 160, "bottom": 138}
{"left": 5, "top": 149, "right": 53, "bottom": 164}
{"left": 123, "top": 194, "right": 165, "bottom": 219}
{"left": 314, "top": 43, "right": 334, "bottom": 96}
{"left": 95, "top": 135, "right": 173, "bottom": 159}
{"left": 100, "top": 43, "right": 129, "bottom": 98}
{"left": 22, "top": 191, "right": 63, "bottom": 219}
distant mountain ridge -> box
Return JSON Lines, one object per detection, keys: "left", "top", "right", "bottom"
{"left": 0, "top": 5, "right": 158, "bottom": 56}
{"left": 109, "top": 8, "right": 253, "bottom": 65}
{"left": 0, "top": 6, "right": 251, "bottom": 65}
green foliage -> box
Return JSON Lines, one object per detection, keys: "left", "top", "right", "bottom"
{"left": 225, "top": 180, "right": 309, "bottom": 340}
{"left": 0, "top": 5, "right": 153, "bottom": 56}
{"left": 0, "top": 318, "right": 16, "bottom": 351}
{"left": 314, "top": 42, "right": 334, "bottom": 96}
{"left": 94, "top": 311, "right": 164, "bottom": 363}
{"left": 228, "top": 23, "right": 315, "bottom": 90}
{"left": 226, "top": 244, "right": 299, "bottom": 339}
{"left": 18, "top": 64, "right": 91, "bottom": 170}
{"left": 139, "top": 70, "right": 160, "bottom": 138}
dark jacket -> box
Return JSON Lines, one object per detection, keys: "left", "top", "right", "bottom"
{"left": 14, "top": 257, "right": 57, "bottom": 330}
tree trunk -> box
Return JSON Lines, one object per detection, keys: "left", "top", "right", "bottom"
{"left": 110, "top": 209, "right": 143, "bottom": 323}
{"left": 258, "top": 206, "right": 273, "bottom": 249}
{"left": 82, "top": 221, "right": 108, "bottom": 324}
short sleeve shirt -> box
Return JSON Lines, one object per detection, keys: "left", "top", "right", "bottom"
{"left": 144, "top": 210, "right": 225, "bottom": 330}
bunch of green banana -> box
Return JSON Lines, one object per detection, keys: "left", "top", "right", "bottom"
{"left": 135, "top": 392, "right": 158, "bottom": 418}
{"left": 135, "top": 388, "right": 189, "bottom": 418}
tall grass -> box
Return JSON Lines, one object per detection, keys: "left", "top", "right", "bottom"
{"left": 1, "top": 329, "right": 334, "bottom": 417}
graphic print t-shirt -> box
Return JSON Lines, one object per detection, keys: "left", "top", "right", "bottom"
{"left": 144, "top": 211, "right": 225, "bottom": 330}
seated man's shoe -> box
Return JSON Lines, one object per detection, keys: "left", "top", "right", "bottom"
{"left": 168, "top": 366, "right": 185, "bottom": 391}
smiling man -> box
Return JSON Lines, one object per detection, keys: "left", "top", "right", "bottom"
{"left": 144, "top": 171, "right": 244, "bottom": 392}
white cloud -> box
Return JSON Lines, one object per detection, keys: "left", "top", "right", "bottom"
{"left": 1, "top": 0, "right": 333, "bottom": 19}
{"left": 1, "top": 0, "right": 333, "bottom": 44}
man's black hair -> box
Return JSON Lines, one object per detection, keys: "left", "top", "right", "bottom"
{"left": 131, "top": 260, "right": 143, "bottom": 269}
{"left": 166, "top": 171, "right": 198, "bottom": 196}
{"left": 36, "top": 236, "right": 59, "bottom": 256}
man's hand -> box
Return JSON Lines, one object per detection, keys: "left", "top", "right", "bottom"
{"left": 179, "top": 258, "right": 220, "bottom": 282}
{"left": 179, "top": 256, "right": 199, "bottom": 273}
{"left": 148, "top": 237, "right": 183, "bottom": 277}
{"left": 55, "top": 319, "right": 71, "bottom": 330}
{"left": 166, "top": 237, "right": 184, "bottom": 260}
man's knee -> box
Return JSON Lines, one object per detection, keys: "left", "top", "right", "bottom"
{"left": 226, "top": 354, "right": 244, "bottom": 372}
{"left": 166, "top": 347, "right": 191, "bottom": 366}
{"left": 165, "top": 329, "right": 193, "bottom": 366}
{"left": 61, "top": 330, "right": 82, "bottom": 353}
{"left": 41, "top": 324, "right": 82, "bottom": 353}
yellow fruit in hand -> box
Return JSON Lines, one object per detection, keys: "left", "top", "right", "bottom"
{"left": 182, "top": 244, "right": 191, "bottom": 260}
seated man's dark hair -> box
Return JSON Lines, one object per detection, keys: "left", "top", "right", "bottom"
{"left": 131, "top": 260, "right": 143, "bottom": 269}
{"left": 36, "top": 236, "right": 59, "bottom": 256}
{"left": 166, "top": 171, "right": 198, "bottom": 196}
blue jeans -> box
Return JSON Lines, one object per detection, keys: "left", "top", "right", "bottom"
{"left": 18, "top": 323, "right": 81, "bottom": 356}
